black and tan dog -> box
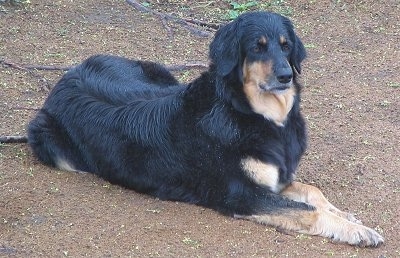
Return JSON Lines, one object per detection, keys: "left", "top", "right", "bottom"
{"left": 28, "top": 11, "right": 383, "bottom": 247}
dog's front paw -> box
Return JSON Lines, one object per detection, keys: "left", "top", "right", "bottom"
{"left": 334, "top": 224, "right": 384, "bottom": 247}
{"left": 345, "top": 212, "right": 362, "bottom": 225}
{"left": 330, "top": 209, "right": 362, "bottom": 225}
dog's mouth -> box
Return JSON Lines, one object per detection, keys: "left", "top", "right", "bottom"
{"left": 259, "top": 82, "right": 292, "bottom": 93}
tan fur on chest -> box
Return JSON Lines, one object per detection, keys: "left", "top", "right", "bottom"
{"left": 241, "top": 157, "right": 286, "bottom": 193}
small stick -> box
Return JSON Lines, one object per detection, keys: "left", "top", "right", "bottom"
{"left": 2, "top": 60, "right": 208, "bottom": 72}
{"left": 125, "top": 0, "right": 215, "bottom": 37}
{"left": 0, "top": 136, "right": 28, "bottom": 143}
{"left": 166, "top": 62, "right": 208, "bottom": 71}
{"left": 1, "top": 60, "right": 74, "bottom": 71}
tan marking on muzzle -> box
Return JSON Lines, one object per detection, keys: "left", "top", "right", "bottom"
{"left": 243, "top": 60, "right": 295, "bottom": 126}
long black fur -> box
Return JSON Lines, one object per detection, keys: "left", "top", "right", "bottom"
{"left": 28, "top": 11, "right": 310, "bottom": 216}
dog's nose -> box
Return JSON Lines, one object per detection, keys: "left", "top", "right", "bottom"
{"left": 276, "top": 68, "right": 293, "bottom": 84}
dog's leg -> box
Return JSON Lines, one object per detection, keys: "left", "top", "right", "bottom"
{"left": 274, "top": 181, "right": 384, "bottom": 246}
{"left": 235, "top": 205, "right": 384, "bottom": 247}
{"left": 281, "top": 182, "right": 361, "bottom": 224}
{"left": 235, "top": 182, "right": 384, "bottom": 246}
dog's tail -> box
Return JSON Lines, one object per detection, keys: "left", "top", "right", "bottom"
{"left": 0, "top": 135, "right": 28, "bottom": 143}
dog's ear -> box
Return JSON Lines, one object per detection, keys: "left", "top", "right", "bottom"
{"left": 283, "top": 18, "right": 307, "bottom": 74}
{"left": 291, "top": 34, "right": 307, "bottom": 74}
{"left": 209, "top": 19, "right": 241, "bottom": 77}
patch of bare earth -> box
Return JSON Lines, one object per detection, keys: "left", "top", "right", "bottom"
{"left": 0, "top": 0, "right": 399, "bottom": 257}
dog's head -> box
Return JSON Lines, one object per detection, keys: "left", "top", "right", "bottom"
{"left": 209, "top": 11, "right": 306, "bottom": 124}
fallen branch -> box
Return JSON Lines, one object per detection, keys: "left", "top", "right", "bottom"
{"left": 166, "top": 62, "right": 208, "bottom": 71}
{"left": 1, "top": 59, "right": 208, "bottom": 72}
{"left": 183, "top": 18, "right": 220, "bottom": 30}
{"left": 126, "top": 0, "right": 218, "bottom": 37}
{"left": 21, "top": 64, "right": 73, "bottom": 71}
{"left": 1, "top": 60, "right": 74, "bottom": 71}
{"left": 0, "top": 136, "right": 28, "bottom": 143}
{"left": 0, "top": 60, "right": 54, "bottom": 91}
{"left": 10, "top": 106, "right": 40, "bottom": 111}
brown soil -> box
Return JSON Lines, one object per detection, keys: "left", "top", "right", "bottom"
{"left": 1, "top": 0, "right": 399, "bottom": 257}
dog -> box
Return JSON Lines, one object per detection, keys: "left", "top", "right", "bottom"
{"left": 27, "top": 11, "right": 384, "bottom": 247}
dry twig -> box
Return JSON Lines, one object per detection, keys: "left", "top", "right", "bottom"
{"left": 166, "top": 62, "right": 208, "bottom": 71}
{"left": 0, "top": 59, "right": 57, "bottom": 91}
{"left": 0, "top": 136, "right": 28, "bottom": 143}
{"left": 125, "top": 0, "right": 219, "bottom": 37}
{"left": 1, "top": 59, "right": 208, "bottom": 72}
{"left": 1, "top": 60, "right": 73, "bottom": 71}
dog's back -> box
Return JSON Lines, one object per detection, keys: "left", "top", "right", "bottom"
{"left": 28, "top": 55, "right": 182, "bottom": 171}
{"left": 72, "top": 55, "right": 181, "bottom": 104}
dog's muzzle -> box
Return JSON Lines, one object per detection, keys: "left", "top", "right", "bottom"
{"left": 259, "top": 81, "right": 292, "bottom": 93}
{"left": 259, "top": 66, "right": 293, "bottom": 92}
{"left": 275, "top": 67, "right": 293, "bottom": 84}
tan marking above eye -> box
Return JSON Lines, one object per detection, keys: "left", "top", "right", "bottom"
{"left": 258, "top": 36, "right": 267, "bottom": 46}
{"left": 280, "top": 35, "right": 287, "bottom": 45}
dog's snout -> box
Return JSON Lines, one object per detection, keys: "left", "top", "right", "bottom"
{"left": 276, "top": 67, "right": 293, "bottom": 84}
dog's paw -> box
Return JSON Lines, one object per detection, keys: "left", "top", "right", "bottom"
{"left": 330, "top": 209, "right": 362, "bottom": 225}
{"left": 345, "top": 213, "right": 363, "bottom": 225}
{"left": 333, "top": 224, "right": 384, "bottom": 247}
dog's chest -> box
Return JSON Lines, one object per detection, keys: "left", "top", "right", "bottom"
{"left": 238, "top": 120, "right": 304, "bottom": 193}
{"left": 240, "top": 157, "right": 287, "bottom": 193}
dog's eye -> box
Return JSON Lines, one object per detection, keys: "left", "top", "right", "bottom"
{"left": 281, "top": 42, "right": 290, "bottom": 51}
{"left": 254, "top": 44, "right": 265, "bottom": 53}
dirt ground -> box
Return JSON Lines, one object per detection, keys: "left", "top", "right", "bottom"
{"left": 0, "top": 0, "right": 399, "bottom": 257}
